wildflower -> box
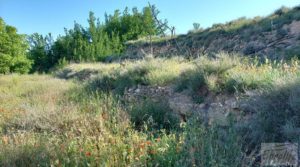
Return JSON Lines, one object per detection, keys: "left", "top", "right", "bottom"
{"left": 149, "top": 149, "right": 157, "bottom": 155}
{"left": 146, "top": 141, "right": 152, "bottom": 145}
{"left": 2, "top": 136, "right": 9, "bottom": 145}
{"left": 139, "top": 143, "right": 145, "bottom": 149}
{"left": 86, "top": 152, "right": 91, "bottom": 156}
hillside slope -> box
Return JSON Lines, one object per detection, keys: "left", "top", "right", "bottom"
{"left": 123, "top": 6, "right": 300, "bottom": 60}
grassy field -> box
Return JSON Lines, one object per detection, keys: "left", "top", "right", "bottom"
{"left": 1, "top": 53, "right": 300, "bottom": 166}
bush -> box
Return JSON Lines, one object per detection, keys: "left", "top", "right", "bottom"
{"left": 11, "top": 55, "right": 32, "bottom": 74}
{"left": 240, "top": 79, "right": 300, "bottom": 150}
{"left": 175, "top": 54, "right": 238, "bottom": 100}
{"left": 88, "top": 66, "right": 150, "bottom": 94}
{"left": 129, "top": 98, "right": 180, "bottom": 131}
{"left": 86, "top": 58, "right": 191, "bottom": 94}
{"left": 276, "top": 28, "right": 288, "bottom": 38}
{"left": 243, "top": 42, "right": 265, "bottom": 55}
{"left": 286, "top": 46, "right": 300, "bottom": 59}
{"left": 274, "top": 6, "right": 291, "bottom": 16}
{"left": 0, "top": 53, "right": 32, "bottom": 74}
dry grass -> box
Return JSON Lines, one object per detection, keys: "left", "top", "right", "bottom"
{"left": 0, "top": 74, "right": 180, "bottom": 166}
{"left": 1, "top": 53, "right": 299, "bottom": 166}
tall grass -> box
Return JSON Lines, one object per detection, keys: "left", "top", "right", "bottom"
{"left": 1, "top": 53, "right": 299, "bottom": 166}
{"left": 0, "top": 75, "right": 181, "bottom": 166}
{"left": 175, "top": 53, "right": 299, "bottom": 102}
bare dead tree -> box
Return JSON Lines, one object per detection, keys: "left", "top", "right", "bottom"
{"left": 148, "top": 2, "right": 175, "bottom": 37}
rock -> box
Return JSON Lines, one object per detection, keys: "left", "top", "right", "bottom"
{"left": 224, "top": 99, "right": 238, "bottom": 109}
{"left": 240, "top": 103, "right": 256, "bottom": 113}
{"left": 135, "top": 88, "right": 140, "bottom": 93}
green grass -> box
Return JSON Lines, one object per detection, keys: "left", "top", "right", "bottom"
{"left": 128, "top": 98, "right": 180, "bottom": 132}
{"left": 175, "top": 54, "right": 300, "bottom": 102}
{"left": 0, "top": 75, "right": 183, "bottom": 166}
{"left": 239, "top": 78, "right": 300, "bottom": 149}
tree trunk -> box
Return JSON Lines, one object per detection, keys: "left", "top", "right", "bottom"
{"left": 150, "top": 34, "right": 153, "bottom": 56}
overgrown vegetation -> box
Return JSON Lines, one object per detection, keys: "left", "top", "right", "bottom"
{"left": 0, "top": 75, "right": 180, "bottom": 166}
{"left": 1, "top": 52, "right": 300, "bottom": 166}
{"left": 2, "top": 5, "right": 300, "bottom": 74}
{"left": 129, "top": 98, "right": 180, "bottom": 131}
{"left": 1, "top": 2, "right": 300, "bottom": 166}
{"left": 176, "top": 53, "right": 299, "bottom": 102}
{"left": 84, "top": 57, "right": 192, "bottom": 94}
{"left": 68, "top": 53, "right": 299, "bottom": 102}
{"left": 0, "top": 18, "right": 32, "bottom": 74}
{"left": 26, "top": 6, "right": 162, "bottom": 72}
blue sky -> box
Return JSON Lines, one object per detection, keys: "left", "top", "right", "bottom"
{"left": 0, "top": 0, "right": 299, "bottom": 38}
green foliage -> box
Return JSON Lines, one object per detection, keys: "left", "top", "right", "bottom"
{"left": 193, "top": 23, "right": 201, "bottom": 30}
{"left": 0, "top": 75, "right": 181, "bottom": 166}
{"left": 1, "top": 52, "right": 300, "bottom": 166}
{"left": 86, "top": 58, "right": 190, "bottom": 94}
{"left": 175, "top": 54, "right": 300, "bottom": 100}
{"left": 286, "top": 46, "right": 300, "bottom": 59}
{"left": 0, "top": 53, "right": 12, "bottom": 74}
{"left": 88, "top": 65, "right": 150, "bottom": 94}
{"left": 240, "top": 79, "right": 300, "bottom": 147}
{"left": 27, "top": 6, "right": 161, "bottom": 72}
{"left": 10, "top": 55, "right": 33, "bottom": 74}
{"left": 274, "top": 6, "right": 291, "bottom": 16}
{"left": 276, "top": 27, "right": 288, "bottom": 38}
{"left": 188, "top": 23, "right": 204, "bottom": 34}
{"left": 0, "top": 18, "right": 32, "bottom": 74}
{"left": 179, "top": 117, "right": 243, "bottom": 167}
{"left": 175, "top": 54, "right": 238, "bottom": 102}
{"left": 129, "top": 98, "right": 180, "bottom": 131}
{"left": 105, "top": 7, "right": 158, "bottom": 42}
{"left": 175, "top": 69, "right": 207, "bottom": 103}
{"left": 27, "top": 33, "right": 54, "bottom": 72}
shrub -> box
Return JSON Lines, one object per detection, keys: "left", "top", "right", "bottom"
{"left": 88, "top": 66, "right": 150, "bottom": 94}
{"left": 274, "top": 6, "right": 291, "bottom": 16}
{"left": 175, "top": 54, "right": 238, "bottom": 100}
{"left": 175, "top": 69, "right": 206, "bottom": 92}
{"left": 243, "top": 42, "right": 265, "bottom": 55}
{"left": 276, "top": 28, "right": 288, "bottom": 38}
{"left": 10, "top": 55, "right": 33, "bottom": 74}
{"left": 86, "top": 57, "right": 191, "bottom": 94}
{"left": 239, "top": 79, "right": 300, "bottom": 150}
{"left": 129, "top": 98, "right": 180, "bottom": 131}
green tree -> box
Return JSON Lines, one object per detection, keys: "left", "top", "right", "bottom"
{"left": 27, "top": 5, "right": 163, "bottom": 71}
{"left": 142, "top": 6, "right": 157, "bottom": 36}
{"left": 142, "top": 6, "right": 157, "bottom": 54}
{"left": 28, "top": 33, "right": 54, "bottom": 72}
{"left": 0, "top": 18, "right": 32, "bottom": 74}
